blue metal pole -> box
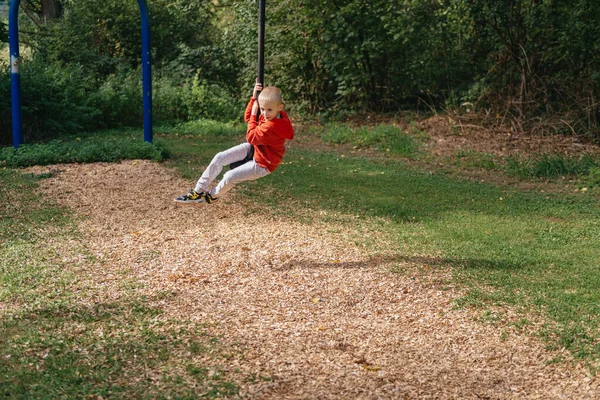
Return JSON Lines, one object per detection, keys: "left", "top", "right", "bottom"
{"left": 138, "top": 0, "right": 152, "bottom": 143}
{"left": 9, "top": 0, "right": 22, "bottom": 148}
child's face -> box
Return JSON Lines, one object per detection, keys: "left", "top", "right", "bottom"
{"left": 259, "top": 100, "right": 284, "bottom": 121}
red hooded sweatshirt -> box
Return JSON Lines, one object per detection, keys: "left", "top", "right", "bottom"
{"left": 244, "top": 98, "right": 295, "bottom": 172}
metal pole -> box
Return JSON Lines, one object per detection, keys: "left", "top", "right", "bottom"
{"left": 257, "top": 0, "right": 265, "bottom": 85}
{"left": 7, "top": 0, "right": 152, "bottom": 147}
{"left": 138, "top": 0, "right": 152, "bottom": 143}
{"left": 256, "top": 0, "right": 265, "bottom": 121}
{"left": 9, "top": 0, "right": 22, "bottom": 148}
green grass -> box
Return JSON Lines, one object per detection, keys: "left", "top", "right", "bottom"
{"left": 166, "top": 128, "right": 600, "bottom": 369}
{"left": 453, "top": 149, "right": 500, "bottom": 171}
{"left": 157, "top": 120, "right": 245, "bottom": 181}
{"left": 4, "top": 119, "right": 600, "bottom": 378}
{"left": 155, "top": 120, "right": 246, "bottom": 138}
{"left": 0, "top": 169, "right": 241, "bottom": 398}
{"left": 315, "top": 122, "right": 423, "bottom": 157}
{"left": 2, "top": 301, "right": 240, "bottom": 399}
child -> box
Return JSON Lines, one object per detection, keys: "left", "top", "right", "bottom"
{"left": 175, "top": 80, "right": 294, "bottom": 204}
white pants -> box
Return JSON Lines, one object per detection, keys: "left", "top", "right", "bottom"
{"left": 194, "top": 142, "right": 270, "bottom": 198}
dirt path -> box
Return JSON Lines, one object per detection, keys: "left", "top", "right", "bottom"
{"left": 33, "top": 160, "right": 598, "bottom": 399}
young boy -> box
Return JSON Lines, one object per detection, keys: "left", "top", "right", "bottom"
{"left": 175, "top": 80, "right": 294, "bottom": 204}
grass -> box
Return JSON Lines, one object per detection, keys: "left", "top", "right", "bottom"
{"left": 164, "top": 122, "right": 600, "bottom": 370}
{"left": 453, "top": 149, "right": 500, "bottom": 171}
{"left": 0, "top": 169, "right": 241, "bottom": 398}
{"left": 505, "top": 153, "right": 599, "bottom": 179}
{"left": 155, "top": 120, "right": 245, "bottom": 181}
{"left": 155, "top": 120, "right": 246, "bottom": 138}
{"left": 315, "top": 122, "right": 424, "bottom": 157}
{"left": 3, "top": 117, "right": 600, "bottom": 382}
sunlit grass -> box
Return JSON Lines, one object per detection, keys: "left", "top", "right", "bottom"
{"left": 4, "top": 118, "right": 600, "bottom": 376}
{"left": 171, "top": 128, "right": 600, "bottom": 368}
{"left": 0, "top": 169, "right": 240, "bottom": 398}
{"left": 315, "top": 122, "right": 423, "bottom": 157}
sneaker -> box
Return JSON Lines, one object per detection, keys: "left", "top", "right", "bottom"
{"left": 204, "top": 192, "right": 219, "bottom": 204}
{"left": 174, "top": 189, "right": 205, "bottom": 203}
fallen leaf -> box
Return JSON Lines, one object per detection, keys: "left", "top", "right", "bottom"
{"left": 363, "top": 365, "right": 381, "bottom": 372}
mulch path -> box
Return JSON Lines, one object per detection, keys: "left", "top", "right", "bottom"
{"left": 419, "top": 114, "right": 600, "bottom": 158}
{"left": 29, "top": 159, "right": 599, "bottom": 399}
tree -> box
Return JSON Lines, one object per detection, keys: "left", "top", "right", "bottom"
{"left": 466, "top": 0, "right": 600, "bottom": 135}
{"left": 0, "top": 20, "right": 7, "bottom": 44}
{"left": 20, "top": 0, "right": 63, "bottom": 27}
{"left": 230, "top": 0, "right": 477, "bottom": 112}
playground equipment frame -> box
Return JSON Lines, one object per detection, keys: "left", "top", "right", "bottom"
{"left": 8, "top": 0, "right": 153, "bottom": 148}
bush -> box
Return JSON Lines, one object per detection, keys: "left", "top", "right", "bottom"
{"left": 0, "top": 139, "right": 170, "bottom": 168}
{"left": 0, "top": 59, "right": 105, "bottom": 144}
{"left": 0, "top": 59, "right": 243, "bottom": 148}
{"left": 157, "top": 120, "right": 246, "bottom": 137}
{"left": 505, "top": 154, "right": 599, "bottom": 179}
{"left": 154, "top": 73, "right": 242, "bottom": 123}
{"left": 0, "top": 58, "right": 10, "bottom": 147}
{"left": 91, "top": 70, "right": 144, "bottom": 127}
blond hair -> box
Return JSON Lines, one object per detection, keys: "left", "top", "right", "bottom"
{"left": 258, "top": 86, "right": 283, "bottom": 105}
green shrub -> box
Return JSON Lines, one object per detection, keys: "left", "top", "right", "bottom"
{"left": 505, "top": 154, "right": 599, "bottom": 179}
{"left": 0, "top": 139, "right": 170, "bottom": 168}
{"left": 0, "top": 61, "right": 243, "bottom": 148}
{"left": 157, "top": 120, "right": 246, "bottom": 137}
{"left": 153, "top": 73, "right": 242, "bottom": 124}
{"left": 0, "top": 60, "right": 104, "bottom": 143}
{"left": 91, "top": 70, "right": 144, "bottom": 127}
{"left": 584, "top": 167, "right": 600, "bottom": 188}
{"left": 0, "top": 59, "right": 10, "bottom": 147}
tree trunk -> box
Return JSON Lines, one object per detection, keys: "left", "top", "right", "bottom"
{"left": 41, "top": 0, "right": 62, "bottom": 22}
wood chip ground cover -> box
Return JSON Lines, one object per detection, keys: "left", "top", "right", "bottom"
{"left": 29, "top": 160, "right": 599, "bottom": 399}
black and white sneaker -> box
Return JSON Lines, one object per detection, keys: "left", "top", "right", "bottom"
{"left": 204, "top": 192, "right": 219, "bottom": 204}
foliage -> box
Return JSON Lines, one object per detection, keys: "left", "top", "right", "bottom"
{"left": 230, "top": 0, "right": 478, "bottom": 112}
{"left": 3, "top": 0, "right": 600, "bottom": 141}
{"left": 31, "top": 0, "right": 215, "bottom": 72}
{"left": 0, "top": 59, "right": 103, "bottom": 145}
{"left": 0, "top": 20, "right": 7, "bottom": 43}
{"left": 465, "top": 0, "right": 600, "bottom": 136}
{"left": 0, "top": 57, "right": 9, "bottom": 144}
{"left": 0, "top": 137, "right": 170, "bottom": 167}
{"left": 0, "top": 0, "right": 244, "bottom": 145}
{"left": 153, "top": 72, "right": 243, "bottom": 123}
{"left": 505, "top": 153, "right": 599, "bottom": 179}
{"left": 224, "top": 0, "right": 600, "bottom": 137}
{"left": 0, "top": 61, "right": 242, "bottom": 145}
{"left": 0, "top": 59, "right": 140, "bottom": 145}
{"left": 25, "top": 0, "right": 241, "bottom": 92}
